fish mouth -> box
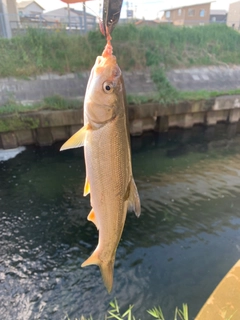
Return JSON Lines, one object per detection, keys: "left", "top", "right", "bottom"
{"left": 95, "top": 55, "right": 116, "bottom": 69}
{"left": 94, "top": 55, "right": 121, "bottom": 81}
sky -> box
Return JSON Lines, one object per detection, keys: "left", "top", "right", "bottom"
{"left": 18, "top": 0, "right": 235, "bottom": 20}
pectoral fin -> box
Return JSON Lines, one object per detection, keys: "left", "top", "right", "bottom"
{"left": 60, "top": 124, "right": 89, "bottom": 151}
{"left": 87, "top": 208, "right": 98, "bottom": 229}
{"left": 83, "top": 177, "right": 90, "bottom": 196}
{"left": 126, "top": 178, "right": 141, "bottom": 217}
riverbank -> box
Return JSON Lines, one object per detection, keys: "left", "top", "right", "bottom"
{"left": 1, "top": 63, "right": 240, "bottom": 149}
{"left": 1, "top": 95, "right": 240, "bottom": 149}
{"left": 1, "top": 24, "right": 240, "bottom": 149}
{"left": 0, "top": 24, "right": 239, "bottom": 78}
{"left": 1, "top": 64, "right": 240, "bottom": 107}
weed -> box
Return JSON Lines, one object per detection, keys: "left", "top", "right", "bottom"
{"left": 150, "top": 67, "right": 179, "bottom": 104}
{"left": 106, "top": 298, "right": 137, "bottom": 320}
{"left": 69, "top": 299, "right": 189, "bottom": 320}
{"left": 0, "top": 24, "right": 240, "bottom": 77}
{"left": 0, "top": 96, "right": 81, "bottom": 116}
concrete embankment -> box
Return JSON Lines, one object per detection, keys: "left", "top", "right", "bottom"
{"left": 1, "top": 95, "right": 240, "bottom": 149}
{"left": 1, "top": 65, "right": 240, "bottom": 149}
{"left": 1, "top": 65, "right": 240, "bottom": 106}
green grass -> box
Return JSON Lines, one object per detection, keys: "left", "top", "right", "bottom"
{"left": 178, "top": 89, "right": 240, "bottom": 101}
{"left": 0, "top": 85, "right": 240, "bottom": 118}
{"left": 66, "top": 298, "right": 237, "bottom": 320}
{"left": 65, "top": 299, "right": 189, "bottom": 320}
{"left": 0, "top": 24, "right": 240, "bottom": 77}
{"left": 0, "top": 95, "right": 82, "bottom": 115}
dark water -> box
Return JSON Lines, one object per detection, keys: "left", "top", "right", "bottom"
{"left": 1, "top": 123, "right": 240, "bottom": 320}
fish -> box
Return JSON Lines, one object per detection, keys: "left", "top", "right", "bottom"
{"left": 60, "top": 34, "right": 141, "bottom": 293}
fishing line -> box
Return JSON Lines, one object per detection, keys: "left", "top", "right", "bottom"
{"left": 82, "top": 1, "right": 102, "bottom": 22}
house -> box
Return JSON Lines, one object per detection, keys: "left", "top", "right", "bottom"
{"left": 43, "top": 7, "right": 96, "bottom": 31}
{"left": 161, "top": 1, "right": 213, "bottom": 26}
{"left": 17, "top": 1, "right": 44, "bottom": 18}
{"left": 227, "top": 1, "right": 240, "bottom": 30}
{"left": 210, "top": 10, "right": 227, "bottom": 23}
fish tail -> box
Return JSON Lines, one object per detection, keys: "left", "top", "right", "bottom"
{"left": 99, "top": 260, "right": 114, "bottom": 294}
{"left": 81, "top": 250, "right": 114, "bottom": 293}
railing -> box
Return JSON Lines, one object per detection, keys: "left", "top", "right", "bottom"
{"left": 0, "top": 13, "right": 239, "bottom": 39}
{"left": 0, "top": 13, "right": 97, "bottom": 38}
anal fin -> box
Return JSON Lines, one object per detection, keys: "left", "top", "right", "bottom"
{"left": 87, "top": 208, "right": 98, "bottom": 229}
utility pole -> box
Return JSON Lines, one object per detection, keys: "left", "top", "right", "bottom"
{"left": 67, "top": 3, "right": 70, "bottom": 29}
{"left": 0, "top": 0, "right": 12, "bottom": 38}
{"left": 83, "top": 1, "right": 87, "bottom": 33}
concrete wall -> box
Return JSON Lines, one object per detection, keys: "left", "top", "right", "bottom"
{"left": 227, "top": 1, "right": 240, "bottom": 29}
{"left": 0, "top": 71, "right": 155, "bottom": 106}
{"left": 1, "top": 95, "right": 240, "bottom": 149}
{"left": 1, "top": 65, "right": 240, "bottom": 107}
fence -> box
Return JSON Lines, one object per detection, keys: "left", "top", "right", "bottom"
{"left": 0, "top": 12, "right": 97, "bottom": 38}
{"left": 0, "top": 12, "right": 239, "bottom": 39}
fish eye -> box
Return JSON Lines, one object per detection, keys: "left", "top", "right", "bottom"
{"left": 103, "top": 81, "right": 114, "bottom": 94}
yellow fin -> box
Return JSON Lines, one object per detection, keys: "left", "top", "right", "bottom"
{"left": 81, "top": 250, "right": 114, "bottom": 293}
{"left": 81, "top": 250, "right": 100, "bottom": 268}
{"left": 127, "top": 178, "right": 141, "bottom": 217}
{"left": 83, "top": 177, "right": 90, "bottom": 196}
{"left": 60, "top": 124, "right": 89, "bottom": 151}
{"left": 99, "top": 260, "right": 114, "bottom": 294}
{"left": 87, "top": 208, "right": 98, "bottom": 229}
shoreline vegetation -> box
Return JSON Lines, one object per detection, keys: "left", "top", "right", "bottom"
{"left": 0, "top": 24, "right": 239, "bottom": 78}
{"left": 0, "top": 24, "right": 240, "bottom": 113}
{"left": 1, "top": 87, "right": 240, "bottom": 116}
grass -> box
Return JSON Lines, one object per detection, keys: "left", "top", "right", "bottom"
{"left": 0, "top": 24, "right": 239, "bottom": 111}
{"left": 65, "top": 299, "right": 189, "bottom": 320}
{"left": 0, "top": 95, "right": 82, "bottom": 115}
{"left": 0, "top": 24, "right": 240, "bottom": 77}
{"left": 66, "top": 299, "right": 237, "bottom": 320}
{"left": 0, "top": 95, "right": 83, "bottom": 132}
{"left": 0, "top": 84, "right": 240, "bottom": 118}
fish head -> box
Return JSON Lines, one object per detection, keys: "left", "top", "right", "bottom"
{"left": 84, "top": 54, "right": 122, "bottom": 128}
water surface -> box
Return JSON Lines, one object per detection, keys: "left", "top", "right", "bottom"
{"left": 1, "top": 123, "right": 240, "bottom": 319}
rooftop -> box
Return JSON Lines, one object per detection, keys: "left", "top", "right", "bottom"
{"left": 17, "top": 1, "right": 44, "bottom": 10}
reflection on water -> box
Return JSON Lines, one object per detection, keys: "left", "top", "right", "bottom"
{"left": 1, "top": 124, "right": 240, "bottom": 319}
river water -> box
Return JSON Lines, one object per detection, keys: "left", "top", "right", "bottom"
{"left": 1, "top": 124, "right": 240, "bottom": 319}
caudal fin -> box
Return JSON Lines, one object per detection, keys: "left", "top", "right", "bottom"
{"left": 81, "top": 250, "right": 115, "bottom": 293}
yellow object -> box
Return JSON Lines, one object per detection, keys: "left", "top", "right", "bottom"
{"left": 196, "top": 260, "right": 240, "bottom": 320}
{"left": 60, "top": 125, "right": 88, "bottom": 151}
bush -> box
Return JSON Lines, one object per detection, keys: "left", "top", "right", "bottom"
{"left": 0, "top": 24, "right": 239, "bottom": 77}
